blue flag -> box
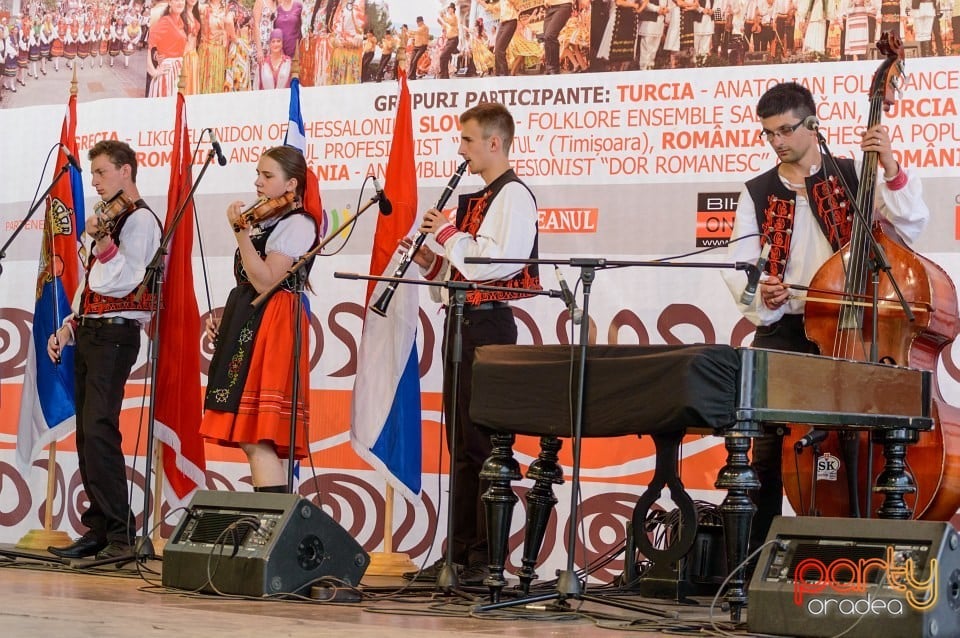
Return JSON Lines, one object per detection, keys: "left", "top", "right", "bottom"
{"left": 17, "top": 95, "right": 84, "bottom": 471}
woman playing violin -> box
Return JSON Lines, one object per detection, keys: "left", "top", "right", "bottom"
{"left": 200, "top": 146, "right": 322, "bottom": 492}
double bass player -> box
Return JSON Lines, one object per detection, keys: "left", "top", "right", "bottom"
{"left": 721, "top": 81, "right": 930, "bottom": 552}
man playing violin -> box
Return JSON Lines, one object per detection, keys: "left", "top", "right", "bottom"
{"left": 722, "top": 81, "right": 929, "bottom": 552}
{"left": 400, "top": 102, "right": 541, "bottom": 585}
{"left": 200, "top": 146, "right": 323, "bottom": 494}
{"left": 47, "top": 140, "right": 161, "bottom": 561}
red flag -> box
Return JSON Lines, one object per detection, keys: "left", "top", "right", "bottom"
{"left": 364, "top": 69, "right": 418, "bottom": 304}
{"left": 154, "top": 92, "right": 206, "bottom": 503}
{"left": 55, "top": 94, "right": 82, "bottom": 296}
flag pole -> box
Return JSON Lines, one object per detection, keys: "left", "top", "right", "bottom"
{"left": 15, "top": 68, "right": 80, "bottom": 551}
{"left": 365, "top": 484, "right": 416, "bottom": 576}
{"left": 152, "top": 445, "right": 166, "bottom": 554}
{"left": 15, "top": 442, "right": 71, "bottom": 550}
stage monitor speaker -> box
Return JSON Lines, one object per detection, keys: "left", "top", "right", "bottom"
{"left": 162, "top": 490, "right": 369, "bottom": 597}
{"left": 747, "top": 516, "right": 960, "bottom": 638}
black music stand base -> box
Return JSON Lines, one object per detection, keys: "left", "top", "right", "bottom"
{"left": 433, "top": 287, "right": 467, "bottom": 597}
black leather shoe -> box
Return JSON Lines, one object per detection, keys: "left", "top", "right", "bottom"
{"left": 48, "top": 535, "right": 106, "bottom": 559}
{"left": 402, "top": 558, "right": 460, "bottom": 582}
{"left": 95, "top": 541, "right": 134, "bottom": 561}
{"left": 461, "top": 562, "right": 490, "bottom": 586}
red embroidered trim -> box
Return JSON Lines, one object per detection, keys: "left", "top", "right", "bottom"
{"left": 885, "top": 168, "right": 907, "bottom": 191}
{"left": 761, "top": 195, "right": 796, "bottom": 278}
{"left": 462, "top": 267, "right": 541, "bottom": 305}
{"left": 435, "top": 224, "right": 457, "bottom": 246}
{"left": 424, "top": 254, "right": 444, "bottom": 280}
{"left": 96, "top": 240, "right": 119, "bottom": 262}
{"left": 809, "top": 174, "right": 853, "bottom": 250}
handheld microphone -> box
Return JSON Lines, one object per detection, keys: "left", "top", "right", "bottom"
{"left": 794, "top": 429, "right": 829, "bottom": 452}
{"left": 739, "top": 241, "right": 772, "bottom": 306}
{"left": 60, "top": 144, "right": 82, "bottom": 173}
{"left": 209, "top": 129, "right": 227, "bottom": 166}
{"left": 802, "top": 115, "right": 819, "bottom": 131}
{"left": 555, "top": 266, "right": 582, "bottom": 325}
{"left": 371, "top": 176, "right": 393, "bottom": 215}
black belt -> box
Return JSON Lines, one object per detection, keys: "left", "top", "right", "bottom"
{"left": 79, "top": 316, "right": 140, "bottom": 328}
{"left": 465, "top": 301, "right": 510, "bottom": 313}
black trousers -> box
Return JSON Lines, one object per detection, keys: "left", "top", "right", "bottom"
{"left": 442, "top": 305, "right": 517, "bottom": 566}
{"left": 74, "top": 322, "right": 141, "bottom": 544}
{"left": 361, "top": 51, "right": 374, "bottom": 82}
{"left": 749, "top": 314, "right": 819, "bottom": 550}
{"left": 375, "top": 52, "right": 392, "bottom": 81}
{"left": 543, "top": 3, "right": 574, "bottom": 73}
{"left": 494, "top": 19, "right": 518, "bottom": 76}
{"left": 438, "top": 36, "right": 459, "bottom": 78}
{"left": 407, "top": 45, "right": 427, "bottom": 79}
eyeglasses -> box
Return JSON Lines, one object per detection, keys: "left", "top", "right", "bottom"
{"left": 758, "top": 120, "right": 805, "bottom": 142}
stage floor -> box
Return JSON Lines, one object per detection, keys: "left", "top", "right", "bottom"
{"left": 0, "top": 545, "right": 748, "bottom": 638}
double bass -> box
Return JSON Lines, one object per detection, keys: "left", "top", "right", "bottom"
{"left": 782, "top": 33, "right": 960, "bottom": 520}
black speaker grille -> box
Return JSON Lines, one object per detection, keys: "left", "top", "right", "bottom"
{"left": 187, "top": 512, "right": 257, "bottom": 545}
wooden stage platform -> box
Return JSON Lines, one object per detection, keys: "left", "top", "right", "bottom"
{"left": 0, "top": 545, "right": 744, "bottom": 638}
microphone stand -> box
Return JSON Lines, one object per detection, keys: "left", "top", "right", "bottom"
{"left": 78, "top": 148, "right": 221, "bottom": 569}
{"left": 814, "top": 128, "right": 914, "bottom": 341}
{"left": 251, "top": 187, "right": 388, "bottom": 493}
{"left": 461, "top": 256, "right": 745, "bottom": 617}
{"left": 809, "top": 441, "right": 821, "bottom": 516}
{"left": 814, "top": 128, "right": 914, "bottom": 519}
{"left": 333, "top": 269, "right": 562, "bottom": 595}
{"left": 0, "top": 162, "right": 72, "bottom": 278}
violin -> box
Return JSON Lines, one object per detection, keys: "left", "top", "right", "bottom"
{"left": 232, "top": 191, "right": 298, "bottom": 233}
{"left": 91, "top": 190, "right": 136, "bottom": 241}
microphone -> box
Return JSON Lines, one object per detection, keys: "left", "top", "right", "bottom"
{"left": 209, "top": 129, "right": 227, "bottom": 166}
{"left": 60, "top": 144, "right": 82, "bottom": 173}
{"left": 739, "top": 241, "right": 772, "bottom": 306}
{"left": 555, "top": 266, "right": 582, "bottom": 325}
{"left": 372, "top": 176, "right": 392, "bottom": 215}
{"left": 794, "top": 429, "right": 829, "bottom": 452}
{"left": 802, "top": 115, "right": 819, "bottom": 131}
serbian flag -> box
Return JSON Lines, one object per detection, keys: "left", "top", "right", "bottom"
{"left": 153, "top": 91, "right": 206, "bottom": 505}
{"left": 351, "top": 70, "right": 422, "bottom": 500}
{"left": 16, "top": 93, "right": 85, "bottom": 471}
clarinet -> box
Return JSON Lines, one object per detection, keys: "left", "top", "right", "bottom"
{"left": 370, "top": 161, "right": 468, "bottom": 317}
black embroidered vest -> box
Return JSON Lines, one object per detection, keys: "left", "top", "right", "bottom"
{"left": 80, "top": 201, "right": 161, "bottom": 315}
{"left": 746, "top": 158, "right": 858, "bottom": 277}
{"left": 450, "top": 169, "right": 541, "bottom": 305}
{"left": 235, "top": 208, "right": 318, "bottom": 292}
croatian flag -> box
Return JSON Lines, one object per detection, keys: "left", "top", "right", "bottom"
{"left": 350, "top": 71, "right": 422, "bottom": 500}
{"left": 16, "top": 94, "right": 84, "bottom": 472}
